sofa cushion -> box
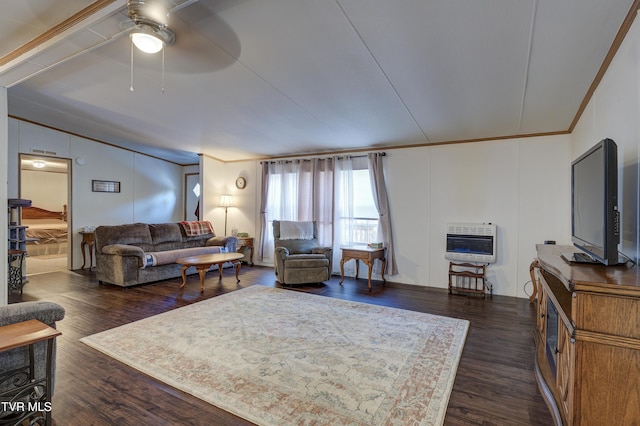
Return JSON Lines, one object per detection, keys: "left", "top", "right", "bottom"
{"left": 102, "top": 244, "right": 145, "bottom": 258}
{"left": 207, "top": 236, "right": 235, "bottom": 247}
{"left": 95, "top": 223, "right": 152, "bottom": 253}
{"left": 283, "top": 267, "right": 330, "bottom": 284}
{"left": 284, "top": 255, "right": 330, "bottom": 269}
{"left": 142, "top": 246, "right": 225, "bottom": 268}
{"left": 149, "top": 223, "right": 183, "bottom": 244}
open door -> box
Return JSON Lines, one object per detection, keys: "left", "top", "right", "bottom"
{"left": 19, "top": 154, "right": 70, "bottom": 275}
{"left": 185, "top": 173, "right": 200, "bottom": 221}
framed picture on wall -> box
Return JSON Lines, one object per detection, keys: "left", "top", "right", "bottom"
{"left": 92, "top": 180, "right": 120, "bottom": 193}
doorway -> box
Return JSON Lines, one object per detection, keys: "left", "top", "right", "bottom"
{"left": 185, "top": 173, "right": 200, "bottom": 221}
{"left": 19, "top": 154, "right": 71, "bottom": 275}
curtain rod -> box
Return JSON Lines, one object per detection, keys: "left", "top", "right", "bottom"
{"left": 260, "top": 151, "right": 385, "bottom": 165}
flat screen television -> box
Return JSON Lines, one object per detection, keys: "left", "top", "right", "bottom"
{"left": 571, "top": 138, "right": 620, "bottom": 265}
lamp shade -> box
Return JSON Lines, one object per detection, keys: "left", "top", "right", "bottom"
{"left": 219, "top": 195, "right": 234, "bottom": 207}
{"left": 131, "top": 31, "right": 164, "bottom": 54}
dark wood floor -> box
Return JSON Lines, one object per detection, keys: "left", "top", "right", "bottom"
{"left": 9, "top": 266, "right": 553, "bottom": 425}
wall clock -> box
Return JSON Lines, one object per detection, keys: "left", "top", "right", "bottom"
{"left": 235, "top": 176, "right": 247, "bottom": 189}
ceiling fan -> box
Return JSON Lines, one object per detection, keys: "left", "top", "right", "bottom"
{"left": 125, "top": 0, "right": 177, "bottom": 54}
{"left": 120, "top": 0, "right": 206, "bottom": 90}
{"left": 114, "top": 0, "right": 240, "bottom": 75}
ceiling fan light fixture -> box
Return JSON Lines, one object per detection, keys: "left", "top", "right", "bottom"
{"left": 130, "top": 30, "right": 164, "bottom": 54}
{"left": 127, "top": 1, "right": 176, "bottom": 54}
{"left": 126, "top": 0, "right": 176, "bottom": 91}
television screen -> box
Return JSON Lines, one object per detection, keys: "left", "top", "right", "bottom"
{"left": 571, "top": 138, "right": 619, "bottom": 265}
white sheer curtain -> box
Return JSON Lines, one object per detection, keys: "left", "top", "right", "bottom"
{"left": 258, "top": 153, "right": 397, "bottom": 277}
{"left": 333, "top": 156, "right": 355, "bottom": 275}
{"left": 312, "top": 158, "right": 334, "bottom": 247}
{"left": 258, "top": 159, "right": 333, "bottom": 264}
{"left": 260, "top": 160, "right": 308, "bottom": 265}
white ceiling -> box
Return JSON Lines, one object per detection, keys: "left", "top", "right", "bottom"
{"left": 1, "top": 0, "right": 636, "bottom": 164}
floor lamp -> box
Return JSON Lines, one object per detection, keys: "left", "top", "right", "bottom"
{"left": 219, "top": 195, "right": 234, "bottom": 236}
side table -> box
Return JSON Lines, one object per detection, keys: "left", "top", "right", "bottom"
{"left": 0, "top": 319, "right": 61, "bottom": 426}
{"left": 80, "top": 231, "right": 95, "bottom": 270}
{"left": 236, "top": 237, "right": 254, "bottom": 266}
{"left": 339, "top": 246, "right": 386, "bottom": 291}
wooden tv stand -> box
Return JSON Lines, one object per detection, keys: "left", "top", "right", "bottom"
{"left": 531, "top": 244, "right": 640, "bottom": 425}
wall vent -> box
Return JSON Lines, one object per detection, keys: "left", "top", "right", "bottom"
{"left": 31, "top": 149, "right": 57, "bottom": 156}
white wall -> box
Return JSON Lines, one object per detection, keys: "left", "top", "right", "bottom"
{"left": 1, "top": 88, "right": 7, "bottom": 305}
{"left": 2, "top": 112, "right": 573, "bottom": 301}
{"left": 201, "top": 155, "right": 227, "bottom": 235}
{"left": 6, "top": 13, "right": 639, "bottom": 299}
{"left": 132, "top": 153, "right": 182, "bottom": 223}
{"left": 385, "top": 148, "right": 430, "bottom": 286}
{"left": 21, "top": 170, "right": 67, "bottom": 212}
{"left": 428, "top": 141, "right": 521, "bottom": 296}
{"left": 200, "top": 156, "right": 258, "bottom": 238}
{"left": 516, "top": 137, "right": 572, "bottom": 292}
{"left": 572, "top": 13, "right": 640, "bottom": 262}
{"left": 393, "top": 137, "right": 571, "bottom": 298}
{"left": 428, "top": 137, "right": 571, "bottom": 298}
{"left": 224, "top": 161, "right": 258, "bottom": 238}
{"left": 230, "top": 135, "right": 571, "bottom": 298}
{"left": 7, "top": 119, "right": 184, "bottom": 270}
{"left": 7, "top": 119, "right": 19, "bottom": 199}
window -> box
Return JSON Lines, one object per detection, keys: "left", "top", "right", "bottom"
{"left": 336, "top": 168, "right": 379, "bottom": 247}
{"left": 260, "top": 156, "right": 383, "bottom": 273}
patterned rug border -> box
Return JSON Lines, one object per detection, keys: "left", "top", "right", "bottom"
{"left": 81, "top": 285, "right": 469, "bottom": 425}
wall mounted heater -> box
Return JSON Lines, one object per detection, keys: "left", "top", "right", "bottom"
{"left": 445, "top": 223, "right": 497, "bottom": 263}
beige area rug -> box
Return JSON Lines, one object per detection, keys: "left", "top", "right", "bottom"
{"left": 81, "top": 286, "right": 469, "bottom": 425}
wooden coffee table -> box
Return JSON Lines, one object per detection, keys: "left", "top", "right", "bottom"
{"left": 177, "top": 252, "right": 244, "bottom": 292}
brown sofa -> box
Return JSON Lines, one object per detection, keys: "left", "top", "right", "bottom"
{"left": 95, "top": 221, "right": 237, "bottom": 287}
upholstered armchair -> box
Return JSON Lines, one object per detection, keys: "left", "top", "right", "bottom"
{"left": 0, "top": 301, "right": 65, "bottom": 399}
{"left": 273, "top": 220, "right": 333, "bottom": 285}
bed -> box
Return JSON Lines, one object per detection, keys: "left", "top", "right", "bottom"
{"left": 22, "top": 205, "right": 68, "bottom": 256}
